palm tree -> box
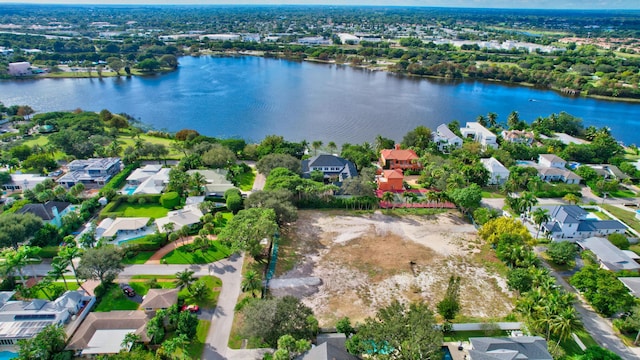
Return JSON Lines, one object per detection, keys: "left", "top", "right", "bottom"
{"left": 381, "top": 191, "right": 395, "bottom": 209}
{"left": 532, "top": 208, "right": 551, "bottom": 238}
{"left": 327, "top": 141, "right": 337, "bottom": 154}
{"left": 58, "top": 245, "right": 84, "bottom": 290}
{"left": 121, "top": 332, "right": 142, "bottom": 351}
{"left": 190, "top": 172, "right": 207, "bottom": 195}
{"left": 311, "top": 140, "right": 323, "bottom": 155}
{"left": 550, "top": 307, "right": 579, "bottom": 347}
{"left": 48, "top": 257, "right": 71, "bottom": 291}
{"left": 174, "top": 269, "right": 195, "bottom": 291}
{"left": 562, "top": 193, "right": 581, "bottom": 205}
{"left": 162, "top": 222, "right": 175, "bottom": 234}
{"left": 487, "top": 112, "right": 498, "bottom": 128}
{"left": 520, "top": 191, "right": 538, "bottom": 214}
{"left": 476, "top": 115, "right": 487, "bottom": 127}
{"left": 241, "top": 270, "right": 262, "bottom": 298}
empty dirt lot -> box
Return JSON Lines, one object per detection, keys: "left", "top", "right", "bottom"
{"left": 272, "top": 210, "right": 515, "bottom": 327}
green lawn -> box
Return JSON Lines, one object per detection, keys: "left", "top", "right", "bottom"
{"left": 443, "top": 330, "right": 509, "bottom": 342}
{"left": 481, "top": 190, "right": 506, "bottom": 199}
{"left": 39, "top": 246, "right": 60, "bottom": 259}
{"left": 178, "top": 275, "right": 222, "bottom": 308}
{"left": 187, "top": 320, "right": 211, "bottom": 359}
{"left": 601, "top": 204, "right": 640, "bottom": 233}
{"left": 129, "top": 280, "right": 175, "bottom": 297}
{"left": 33, "top": 281, "right": 80, "bottom": 300}
{"left": 112, "top": 202, "right": 169, "bottom": 218}
{"left": 610, "top": 189, "right": 637, "bottom": 198}
{"left": 130, "top": 274, "right": 175, "bottom": 280}
{"left": 94, "top": 284, "right": 140, "bottom": 312}
{"left": 118, "top": 134, "right": 183, "bottom": 159}
{"left": 236, "top": 170, "right": 256, "bottom": 191}
{"left": 559, "top": 329, "right": 598, "bottom": 356}
{"left": 214, "top": 211, "right": 234, "bottom": 228}
{"left": 122, "top": 251, "right": 155, "bottom": 265}
{"left": 162, "top": 241, "right": 231, "bottom": 264}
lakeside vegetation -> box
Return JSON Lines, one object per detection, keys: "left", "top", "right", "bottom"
{"left": 2, "top": 5, "right": 640, "bottom": 101}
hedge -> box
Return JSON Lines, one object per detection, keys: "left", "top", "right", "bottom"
{"left": 99, "top": 163, "right": 138, "bottom": 197}
{"left": 160, "top": 192, "right": 180, "bottom": 209}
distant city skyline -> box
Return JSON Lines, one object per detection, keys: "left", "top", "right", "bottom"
{"left": 0, "top": 0, "right": 639, "bottom": 10}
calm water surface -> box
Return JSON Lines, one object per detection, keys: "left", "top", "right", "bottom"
{"left": 2, "top": 56, "right": 639, "bottom": 145}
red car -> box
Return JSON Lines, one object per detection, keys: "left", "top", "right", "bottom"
{"left": 182, "top": 304, "right": 199, "bottom": 313}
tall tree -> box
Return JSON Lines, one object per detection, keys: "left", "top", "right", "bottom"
{"left": 76, "top": 246, "right": 124, "bottom": 285}
{"left": 532, "top": 208, "right": 550, "bottom": 238}
{"left": 241, "top": 270, "right": 262, "bottom": 298}
{"left": 174, "top": 269, "right": 196, "bottom": 291}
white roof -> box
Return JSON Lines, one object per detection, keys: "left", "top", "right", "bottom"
{"left": 83, "top": 329, "right": 137, "bottom": 355}
{"left": 539, "top": 154, "right": 566, "bottom": 164}
{"left": 462, "top": 122, "right": 496, "bottom": 137}
{"left": 576, "top": 237, "right": 640, "bottom": 271}
{"left": 155, "top": 205, "right": 203, "bottom": 232}
{"left": 100, "top": 217, "right": 149, "bottom": 237}
{"left": 481, "top": 157, "right": 509, "bottom": 174}
{"left": 133, "top": 168, "right": 170, "bottom": 195}
{"left": 126, "top": 164, "right": 163, "bottom": 182}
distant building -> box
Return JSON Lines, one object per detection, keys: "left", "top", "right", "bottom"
{"left": 8, "top": 62, "right": 31, "bottom": 76}
{"left": 297, "top": 36, "right": 331, "bottom": 45}
{"left": 301, "top": 154, "right": 358, "bottom": 183}
{"left": 501, "top": 130, "right": 535, "bottom": 146}
{"left": 186, "top": 169, "right": 235, "bottom": 197}
{"left": 198, "top": 34, "right": 241, "bottom": 41}
{"left": 469, "top": 336, "right": 552, "bottom": 360}
{"left": 586, "top": 164, "right": 630, "bottom": 181}
{"left": 2, "top": 173, "right": 49, "bottom": 192}
{"left": 481, "top": 157, "right": 510, "bottom": 185}
{"left": 96, "top": 217, "right": 150, "bottom": 241}
{"left": 460, "top": 122, "right": 498, "bottom": 149}
{"left": 379, "top": 144, "right": 421, "bottom": 171}
{"left": 57, "top": 158, "right": 121, "bottom": 189}
{"left": 433, "top": 124, "right": 462, "bottom": 153}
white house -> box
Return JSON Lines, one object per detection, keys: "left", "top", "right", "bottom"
{"left": 535, "top": 154, "right": 581, "bottom": 184}
{"left": 96, "top": 217, "right": 150, "bottom": 241}
{"left": 301, "top": 154, "right": 358, "bottom": 182}
{"left": 2, "top": 173, "right": 49, "bottom": 191}
{"left": 460, "top": 122, "right": 498, "bottom": 149}
{"left": 57, "top": 158, "right": 121, "bottom": 189}
{"left": 433, "top": 124, "right": 462, "bottom": 153}
{"left": 480, "top": 157, "right": 510, "bottom": 185}
{"left": 538, "top": 154, "right": 566, "bottom": 169}
{"left": 534, "top": 205, "right": 627, "bottom": 240}
{"left": 155, "top": 204, "right": 204, "bottom": 232}
{"left": 125, "top": 165, "right": 170, "bottom": 195}
{"left": 501, "top": 130, "right": 535, "bottom": 146}
{"left": 8, "top": 62, "right": 31, "bottom": 76}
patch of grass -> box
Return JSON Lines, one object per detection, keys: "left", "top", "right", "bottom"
{"left": 111, "top": 202, "right": 169, "bottom": 218}
{"left": 94, "top": 285, "right": 140, "bottom": 312}
{"left": 129, "top": 280, "right": 175, "bottom": 297}
{"left": 187, "top": 320, "right": 211, "bottom": 359}
{"left": 118, "top": 134, "right": 183, "bottom": 159}
{"left": 482, "top": 190, "right": 506, "bottom": 198}
{"left": 33, "top": 281, "right": 80, "bottom": 299}
{"left": 610, "top": 189, "right": 637, "bottom": 198}
{"left": 122, "top": 251, "right": 155, "bottom": 265}
{"left": 630, "top": 244, "right": 640, "bottom": 256}
{"left": 560, "top": 328, "right": 598, "bottom": 356}
{"left": 443, "top": 330, "right": 509, "bottom": 342}
{"left": 178, "top": 275, "right": 221, "bottom": 308}
{"left": 162, "top": 241, "right": 231, "bottom": 264}
{"left": 601, "top": 204, "right": 640, "bottom": 233}
{"left": 130, "top": 274, "right": 175, "bottom": 280}
{"left": 236, "top": 170, "right": 256, "bottom": 191}
{"left": 228, "top": 312, "right": 268, "bottom": 349}
{"left": 586, "top": 209, "right": 611, "bottom": 220}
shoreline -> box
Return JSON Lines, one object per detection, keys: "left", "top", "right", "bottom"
{"left": 7, "top": 51, "right": 640, "bottom": 105}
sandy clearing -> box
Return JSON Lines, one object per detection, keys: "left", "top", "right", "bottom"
{"left": 273, "top": 210, "right": 514, "bottom": 327}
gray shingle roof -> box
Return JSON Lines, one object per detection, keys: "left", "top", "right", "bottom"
{"left": 576, "top": 237, "right": 640, "bottom": 271}
{"left": 576, "top": 220, "right": 626, "bottom": 232}
{"left": 17, "top": 201, "right": 71, "bottom": 221}
{"left": 469, "top": 336, "right": 552, "bottom": 360}
{"left": 302, "top": 154, "right": 358, "bottom": 179}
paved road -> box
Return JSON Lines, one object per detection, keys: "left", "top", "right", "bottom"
{"left": 540, "top": 259, "right": 640, "bottom": 359}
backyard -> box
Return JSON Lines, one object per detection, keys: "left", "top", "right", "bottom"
{"left": 162, "top": 241, "right": 231, "bottom": 265}
{"left": 273, "top": 210, "right": 515, "bottom": 327}
{"left": 110, "top": 202, "right": 169, "bottom": 218}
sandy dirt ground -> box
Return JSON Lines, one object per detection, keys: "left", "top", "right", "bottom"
{"left": 272, "top": 210, "right": 515, "bottom": 327}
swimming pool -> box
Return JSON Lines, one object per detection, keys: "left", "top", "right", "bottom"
{"left": 0, "top": 351, "right": 17, "bottom": 360}
{"left": 122, "top": 185, "right": 138, "bottom": 195}
{"left": 442, "top": 346, "right": 453, "bottom": 360}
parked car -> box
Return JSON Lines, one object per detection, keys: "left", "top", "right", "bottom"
{"left": 119, "top": 283, "right": 136, "bottom": 297}
{"left": 181, "top": 304, "right": 199, "bottom": 313}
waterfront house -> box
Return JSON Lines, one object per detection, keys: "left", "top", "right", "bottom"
{"left": 186, "top": 169, "right": 235, "bottom": 196}
{"left": 125, "top": 164, "right": 170, "bottom": 195}
{"left": 301, "top": 154, "right": 358, "bottom": 183}
{"left": 501, "top": 130, "right": 535, "bottom": 146}
{"left": 8, "top": 62, "right": 31, "bottom": 76}
{"left": 469, "top": 336, "right": 552, "bottom": 360}
{"left": 518, "top": 154, "right": 581, "bottom": 184}
{"left": 433, "top": 124, "right": 462, "bottom": 153}
{"left": 377, "top": 169, "right": 404, "bottom": 191}
{"left": 155, "top": 204, "right": 204, "bottom": 233}
{"left": 379, "top": 144, "right": 421, "bottom": 171}
{"left": 18, "top": 201, "right": 73, "bottom": 228}
{"left": 576, "top": 237, "right": 640, "bottom": 272}
{"left": 460, "top": 122, "right": 498, "bottom": 149}
{"left": 533, "top": 205, "right": 626, "bottom": 240}
{"left": 586, "top": 164, "right": 630, "bottom": 181}
{"left": 96, "top": 217, "right": 151, "bottom": 242}
{"left": 480, "top": 157, "right": 510, "bottom": 186}
{"left": 57, "top": 158, "right": 121, "bottom": 189}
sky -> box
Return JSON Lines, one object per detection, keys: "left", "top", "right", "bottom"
{"left": 0, "top": 0, "right": 639, "bottom": 10}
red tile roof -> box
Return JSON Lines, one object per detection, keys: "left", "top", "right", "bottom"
{"left": 382, "top": 169, "right": 404, "bottom": 179}
{"left": 380, "top": 148, "right": 419, "bottom": 161}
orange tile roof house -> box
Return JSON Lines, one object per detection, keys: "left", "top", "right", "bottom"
{"left": 377, "top": 169, "right": 404, "bottom": 191}
{"left": 379, "top": 144, "right": 422, "bottom": 171}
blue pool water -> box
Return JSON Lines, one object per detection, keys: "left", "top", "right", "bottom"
{"left": 442, "top": 346, "right": 453, "bottom": 360}
{"left": 123, "top": 185, "right": 137, "bottom": 195}
{"left": 0, "top": 351, "right": 17, "bottom": 360}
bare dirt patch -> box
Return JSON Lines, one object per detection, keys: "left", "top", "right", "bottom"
{"left": 272, "top": 210, "right": 514, "bottom": 327}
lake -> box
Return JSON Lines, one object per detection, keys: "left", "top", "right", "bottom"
{"left": 1, "top": 55, "right": 639, "bottom": 145}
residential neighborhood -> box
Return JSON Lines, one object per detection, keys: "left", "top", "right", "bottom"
{"left": 0, "top": 105, "right": 638, "bottom": 360}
